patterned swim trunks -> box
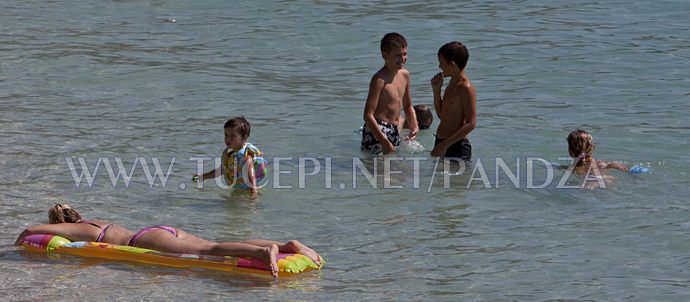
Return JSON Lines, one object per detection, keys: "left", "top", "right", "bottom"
{"left": 361, "top": 119, "right": 401, "bottom": 155}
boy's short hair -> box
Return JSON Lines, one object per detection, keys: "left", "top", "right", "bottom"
{"left": 414, "top": 104, "right": 433, "bottom": 130}
{"left": 380, "top": 32, "right": 408, "bottom": 53}
{"left": 438, "top": 41, "right": 469, "bottom": 70}
{"left": 224, "top": 116, "right": 251, "bottom": 140}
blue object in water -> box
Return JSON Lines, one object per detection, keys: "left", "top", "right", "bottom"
{"left": 629, "top": 166, "right": 650, "bottom": 174}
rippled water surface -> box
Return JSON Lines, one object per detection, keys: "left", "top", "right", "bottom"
{"left": 1, "top": 0, "right": 689, "bottom": 301}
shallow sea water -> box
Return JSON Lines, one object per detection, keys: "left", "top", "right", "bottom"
{"left": 1, "top": 0, "right": 689, "bottom": 301}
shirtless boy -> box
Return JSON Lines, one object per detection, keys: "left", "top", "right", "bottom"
{"left": 362, "top": 32, "right": 419, "bottom": 155}
{"left": 430, "top": 41, "right": 477, "bottom": 161}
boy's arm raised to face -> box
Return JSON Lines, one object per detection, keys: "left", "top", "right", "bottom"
{"left": 363, "top": 76, "right": 395, "bottom": 154}
{"left": 431, "top": 72, "right": 444, "bottom": 117}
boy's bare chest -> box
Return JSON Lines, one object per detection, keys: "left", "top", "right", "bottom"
{"left": 442, "top": 88, "right": 462, "bottom": 107}
{"left": 381, "top": 80, "right": 406, "bottom": 100}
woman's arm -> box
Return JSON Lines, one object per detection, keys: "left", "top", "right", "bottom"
{"left": 15, "top": 223, "right": 91, "bottom": 245}
{"left": 15, "top": 228, "right": 34, "bottom": 245}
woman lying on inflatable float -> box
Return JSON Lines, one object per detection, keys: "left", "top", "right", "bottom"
{"left": 15, "top": 204, "right": 322, "bottom": 278}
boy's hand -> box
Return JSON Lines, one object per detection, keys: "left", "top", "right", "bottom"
{"left": 430, "top": 144, "right": 447, "bottom": 157}
{"left": 431, "top": 72, "right": 444, "bottom": 93}
{"left": 382, "top": 141, "right": 396, "bottom": 154}
{"left": 407, "top": 128, "right": 418, "bottom": 141}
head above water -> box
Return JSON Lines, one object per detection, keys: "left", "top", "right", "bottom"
{"left": 438, "top": 41, "right": 469, "bottom": 71}
{"left": 49, "top": 203, "right": 82, "bottom": 224}
{"left": 224, "top": 116, "right": 251, "bottom": 141}
{"left": 224, "top": 116, "right": 251, "bottom": 151}
{"left": 567, "top": 129, "right": 595, "bottom": 162}
{"left": 414, "top": 104, "right": 433, "bottom": 130}
{"left": 380, "top": 32, "right": 408, "bottom": 54}
{"left": 380, "top": 33, "right": 408, "bottom": 70}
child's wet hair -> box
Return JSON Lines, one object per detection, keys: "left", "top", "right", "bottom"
{"left": 380, "top": 32, "right": 408, "bottom": 53}
{"left": 414, "top": 104, "right": 433, "bottom": 130}
{"left": 224, "top": 116, "right": 251, "bottom": 140}
{"left": 49, "top": 203, "right": 82, "bottom": 224}
{"left": 438, "top": 41, "right": 469, "bottom": 70}
{"left": 567, "top": 129, "right": 595, "bottom": 161}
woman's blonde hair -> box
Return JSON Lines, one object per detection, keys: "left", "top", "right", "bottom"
{"left": 567, "top": 129, "right": 595, "bottom": 165}
{"left": 48, "top": 203, "right": 82, "bottom": 224}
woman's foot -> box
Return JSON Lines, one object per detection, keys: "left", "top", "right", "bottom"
{"left": 284, "top": 240, "right": 321, "bottom": 266}
{"left": 261, "top": 244, "right": 279, "bottom": 278}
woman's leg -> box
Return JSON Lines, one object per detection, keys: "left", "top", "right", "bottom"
{"left": 174, "top": 229, "right": 312, "bottom": 262}
{"left": 204, "top": 242, "right": 279, "bottom": 278}
{"left": 134, "top": 228, "right": 279, "bottom": 277}
{"left": 175, "top": 228, "right": 215, "bottom": 246}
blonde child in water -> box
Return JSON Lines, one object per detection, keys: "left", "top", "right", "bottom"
{"left": 399, "top": 104, "right": 433, "bottom": 131}
{"left": 396, "top": 105, "right": 433, "bottom": 153}
{"left": 567, "top": 129, "right": 629, "bottom": 188}
{"left": 195, "top": 117, "right": 267, "bottom": 199}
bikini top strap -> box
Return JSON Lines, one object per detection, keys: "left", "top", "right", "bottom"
{"left": 78, "top": 220, "right": 102, "bottom": 228}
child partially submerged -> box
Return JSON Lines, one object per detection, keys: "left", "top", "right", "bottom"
{"left": 566, "top": 129, "right": 629, "bottom": 189}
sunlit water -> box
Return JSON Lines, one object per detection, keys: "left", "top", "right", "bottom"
{"left": 1, "top": 0, "right": 689, "bottom": 301}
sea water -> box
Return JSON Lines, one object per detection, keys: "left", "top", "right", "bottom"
{"left": 1, "top": 0, "right": 689, "bottom": 301}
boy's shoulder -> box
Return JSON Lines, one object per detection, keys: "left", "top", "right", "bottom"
{"left": 371, "top": 66, "right": 387, "bottom": 79}
{"left": 452, "top": 76, "right": 475, "bottom": 95}
{"left": 372, "top": 67, "right": 409, "bottom": 80}
{"left": 400, "top": 68, "right": 410, "bottom": 80}
{"left": 395, "top": 67, "right": 410, "bottom": 80}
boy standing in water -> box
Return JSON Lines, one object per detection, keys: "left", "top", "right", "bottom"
{"left": 195, "top": 117, "right": 267, "bottom": 199}
{"left": 362, "top": 32, "right": 419, "bottom": 155}
{"left": 430, "top": 41, "right": 477, "bottom": 161}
